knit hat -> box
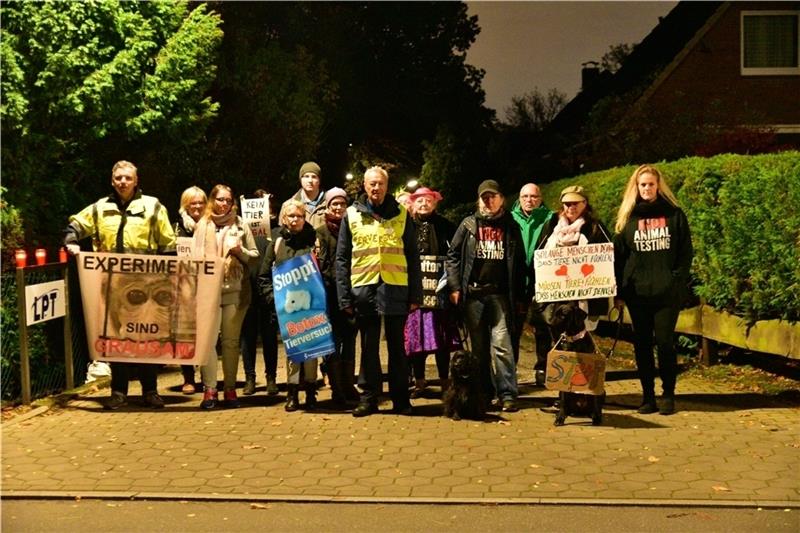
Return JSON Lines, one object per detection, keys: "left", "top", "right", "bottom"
{"left": 560, "top": 185, "right": 587, "bottom": 203}
{"left": 298, "top": 161, "right": 321, "bottom": 179}
{"left": 409, "top": 187, "right": 443, "bottom": 203}
{"left": 478, "top": 179, "right": 501, "bottom": 197}
{"left": 324, "top": 187, "right": 348, "bottom": 206}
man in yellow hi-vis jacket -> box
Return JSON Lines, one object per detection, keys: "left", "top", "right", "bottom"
{"left": 64, "top": 160, "right": 176, "bottom": 410}
{"left": 335, "top": 166, "right": 422, "bottom": 417}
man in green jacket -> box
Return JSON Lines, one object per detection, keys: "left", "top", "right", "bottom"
{"left": 510, "top": 182, "right": 553, "bottom": 386}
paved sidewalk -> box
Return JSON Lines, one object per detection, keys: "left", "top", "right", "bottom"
{"left": 2, "top": 338, "right": 799, "bottom": 506}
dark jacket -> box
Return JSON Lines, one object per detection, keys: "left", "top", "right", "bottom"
{"left": 335, "top": 193, "right": 422, "bottom": 316}
{"left": 413, "top": 212, "right": 456, "bottom": 256}
{"left": 614, "top": 197, "right": 693, "bottom": 302}
{"left": 536, "top": 212, "right": 613, "bottom": 317}
{"left": 257, "top": 222, "right": 318, "bottom": 309}
{"left": 446, "top": 211, "right": 528, "bottom": 308}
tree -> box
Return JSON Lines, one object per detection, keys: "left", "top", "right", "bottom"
{"left": 1, "top": 0, "right": 223, "bottom": 242}
{"left": 600, "top": 43, "right": 633, "bottom": 74}
{"left": 503, "top": 87, "right": 567, "bottom": 131}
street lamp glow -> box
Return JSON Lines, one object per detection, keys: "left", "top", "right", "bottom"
{"left": 406, "top": 179, "right": 418, "bottom": 191}
{"left": 345, "top": 173, "right": 354, "bottom": 181}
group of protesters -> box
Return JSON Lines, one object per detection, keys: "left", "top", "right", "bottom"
{"left": 65, "top": 159, "right": 692, "bottom": 418}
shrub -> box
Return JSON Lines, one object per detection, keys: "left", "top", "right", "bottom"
{"left": 539, "top": 152, "right": 800, "bottom": 324}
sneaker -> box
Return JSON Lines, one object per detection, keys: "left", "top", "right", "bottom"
{"left": 181, "top": 382, "right": 196, "bottom": 395}
{"left": 637, "top": 401, "right": 659, "bottom": 414}
{"left": 143, "top": 391, "right": 165, "bottom": 409}
{"left": 266, "top": 377, "right": 279, "bottom": 396}
{"left": 243, "top": 376, "right": 256, "bottom": 396}
{"left": 352, "top": 402, "right": 378, "bottom": 418}
{"left": 501, "top": 399, "right": 519, "bottom": 413}
{"left": 659, "top": 396, "right": 675, "bottom": 416}
{"left": 103, "top": 391, "right": 127, "bottom": 411}
{"left": 410, "top": 378, "right": 426, "bottom": 399}
{"left": 200, "top": 388, "right": 218, "bottom": 410}
{"left": 223, "top": 389, "right": 240, "bottom": 408}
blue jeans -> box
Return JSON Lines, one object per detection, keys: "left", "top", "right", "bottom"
{"left": 464, "top": 294, "right": 518, "bottom": 401}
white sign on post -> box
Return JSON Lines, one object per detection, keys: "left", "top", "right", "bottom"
{"left": 534, "top": 243, "right": 616, "bottom": 302}
{"left": 25, "top": 280, "right": 66, "bottom": 325}
{"left": 240, "top": 196, "right": 271, "bottom": 238}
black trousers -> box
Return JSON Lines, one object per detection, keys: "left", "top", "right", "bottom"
{"left": 110, "top": 362, "right": 157, "bottom": 395}
{"left": 628, "top": 297, "right": 680, "bottom": 397}
{"left": 357, "top": 314, "right": 410, "bottom": 408}
{"left": 512, "top": 302, "right": 553, "bottom": 371}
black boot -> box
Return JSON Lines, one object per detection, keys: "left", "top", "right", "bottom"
{"left": 638, "top": 391, "right": 658, "bottom": 414}
{"left": 305, "top": 383, "right": 318, "bottom": 410}
{"left": 285, "top": 384, "right": 299, "bottom": 412}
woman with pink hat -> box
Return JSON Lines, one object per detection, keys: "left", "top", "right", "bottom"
{"left": 404, "top": 187, "right": 462, "bottom": 398}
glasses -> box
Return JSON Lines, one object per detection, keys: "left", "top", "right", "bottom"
{"left": 215, "top": 197, "right": 233, "bottom": 204}
{"left": 562, "top": 201, "right": 584, "bottom": 207}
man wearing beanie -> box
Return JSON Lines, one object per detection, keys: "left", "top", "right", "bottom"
{"left": 280, "top": 161, "right": 327, "bottom": 229}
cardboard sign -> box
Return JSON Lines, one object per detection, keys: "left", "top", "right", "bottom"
{"left": 272, "top": 253, "right": 335, "bottom": 363}
{"left": 534, "top": 242, "right": 616, "bottom": 303}
{"left": 25, "top": 280, "right": 66, "bottom": 325}
{"left": 545, "top": 349, "right": 606, "bottom": 395}
{"left": 419, "top": 255, "right": 446, "bottom": 309}
{"left": 240, "top": 196, "right": 271, "bottom": 238}
{"left": 76, "top": 252, "right": 223, "bottom": 364}
{"left": 175, "top": 236, "right": 193, "bottom": 257}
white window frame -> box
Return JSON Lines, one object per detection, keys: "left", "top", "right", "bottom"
{"left": 740, "top": 10, "right": 800, "bottom": 76}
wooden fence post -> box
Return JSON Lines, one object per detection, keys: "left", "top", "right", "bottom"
{"left": 15, "top": 267, "right": 31, "bottom": 405}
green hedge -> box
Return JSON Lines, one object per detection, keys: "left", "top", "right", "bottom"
{"left": 538, "top": 152, "right": 800, "bottom": 324}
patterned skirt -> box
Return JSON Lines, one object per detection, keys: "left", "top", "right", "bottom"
{"left": 404, "top": 308, "right": 463, "bottom": 357}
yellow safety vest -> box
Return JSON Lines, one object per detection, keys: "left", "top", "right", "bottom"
{"left": 69, "top": 193, "right": 175, "bottom": 254}
{"left": 347, "top": 204, "right": 408, "bottom": 287}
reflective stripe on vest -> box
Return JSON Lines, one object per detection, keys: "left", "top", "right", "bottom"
{"left": 347, "top": 204, "right": 408, "bottom": 287}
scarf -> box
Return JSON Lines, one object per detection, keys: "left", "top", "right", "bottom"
{"left": 546, "top": 215, "right": 586, "bottom": 248}
{"left": 179, "top": 209, "right": 197, "bottom": 235}
{"left": 193, "top": 209, "right": 242, "bottom": 281}
{"left": 413, "top": 213, "right": 440, "bottom": 255}
{"left": 324, "top": 212, "right": 342, "bottom": 238}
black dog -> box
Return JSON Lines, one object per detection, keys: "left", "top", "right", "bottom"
{"left": 443, "top": 349, "right": 486, "bottom": 421}
{"left": 545, "top": 301, "right": 605, "bottom": 427}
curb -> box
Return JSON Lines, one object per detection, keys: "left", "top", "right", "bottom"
{"left": 1, "top": 406, "right": 49, "bottom": 427}
{"left": 2, "top": 491, "right": 797, "bottom": 509}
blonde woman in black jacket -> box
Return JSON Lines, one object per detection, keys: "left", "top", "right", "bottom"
{"left": 613, "top": 165, "right": 693, "bottom": 416}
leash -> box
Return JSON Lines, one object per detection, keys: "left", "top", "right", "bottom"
{"left": 606, "top": 306, "right": 624, "bottom": 359}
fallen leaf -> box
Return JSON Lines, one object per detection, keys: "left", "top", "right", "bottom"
{"left": 224, "top": 474, "right": 233, "bottom": 478}
{"left": 497, "top": 420, "right": 511, "bottom": 426}
{"left": 187, "top": 514, "right": 196, "bottom": 518}
{"left": 250, "top": 503, "right": 271, "bottom": 510}
{"left": 711, "top": 485, "right": 731, "bottom": 492}
{"left": 270, "top": 421, "right": 282, "bottom": 426}
{"left": 529, "top": 464, "right": 541, "bottom": 469}
{"left": 243, "top": 444, "right": 263, "bottom": 450}
{"left": 648, "top": 456, "right": 660, "bottom": 463}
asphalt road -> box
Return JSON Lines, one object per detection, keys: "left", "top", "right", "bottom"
{"left": 2, "top": 500, "right": 797, "bottom": 532}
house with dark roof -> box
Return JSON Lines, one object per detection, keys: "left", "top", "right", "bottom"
{"left": 545, "top": 1, "right": 799, "bottom": 177}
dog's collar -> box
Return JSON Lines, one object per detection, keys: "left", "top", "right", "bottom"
{"left": 559, "top": 330, "right": 587, "bottom": 343}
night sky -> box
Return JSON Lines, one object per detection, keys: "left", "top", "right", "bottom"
{"left": 467, "top": 1, "right": 678, "bottom": 115}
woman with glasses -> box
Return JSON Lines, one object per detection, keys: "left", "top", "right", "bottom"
{"left": 192, "top": 185, "right": 259, "bottom": 409}
{"left": 315, "top": 188, "right": 359, "bottom": 408}
{"left": 613, "top": 165, "right": 693, "bottom": 416}
{"left": 258, "top": 199, "right": 321, "bottom": 412}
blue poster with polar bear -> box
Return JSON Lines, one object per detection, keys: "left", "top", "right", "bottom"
{"left": 272, "top": 253, "right": 335, "bottom": 363}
